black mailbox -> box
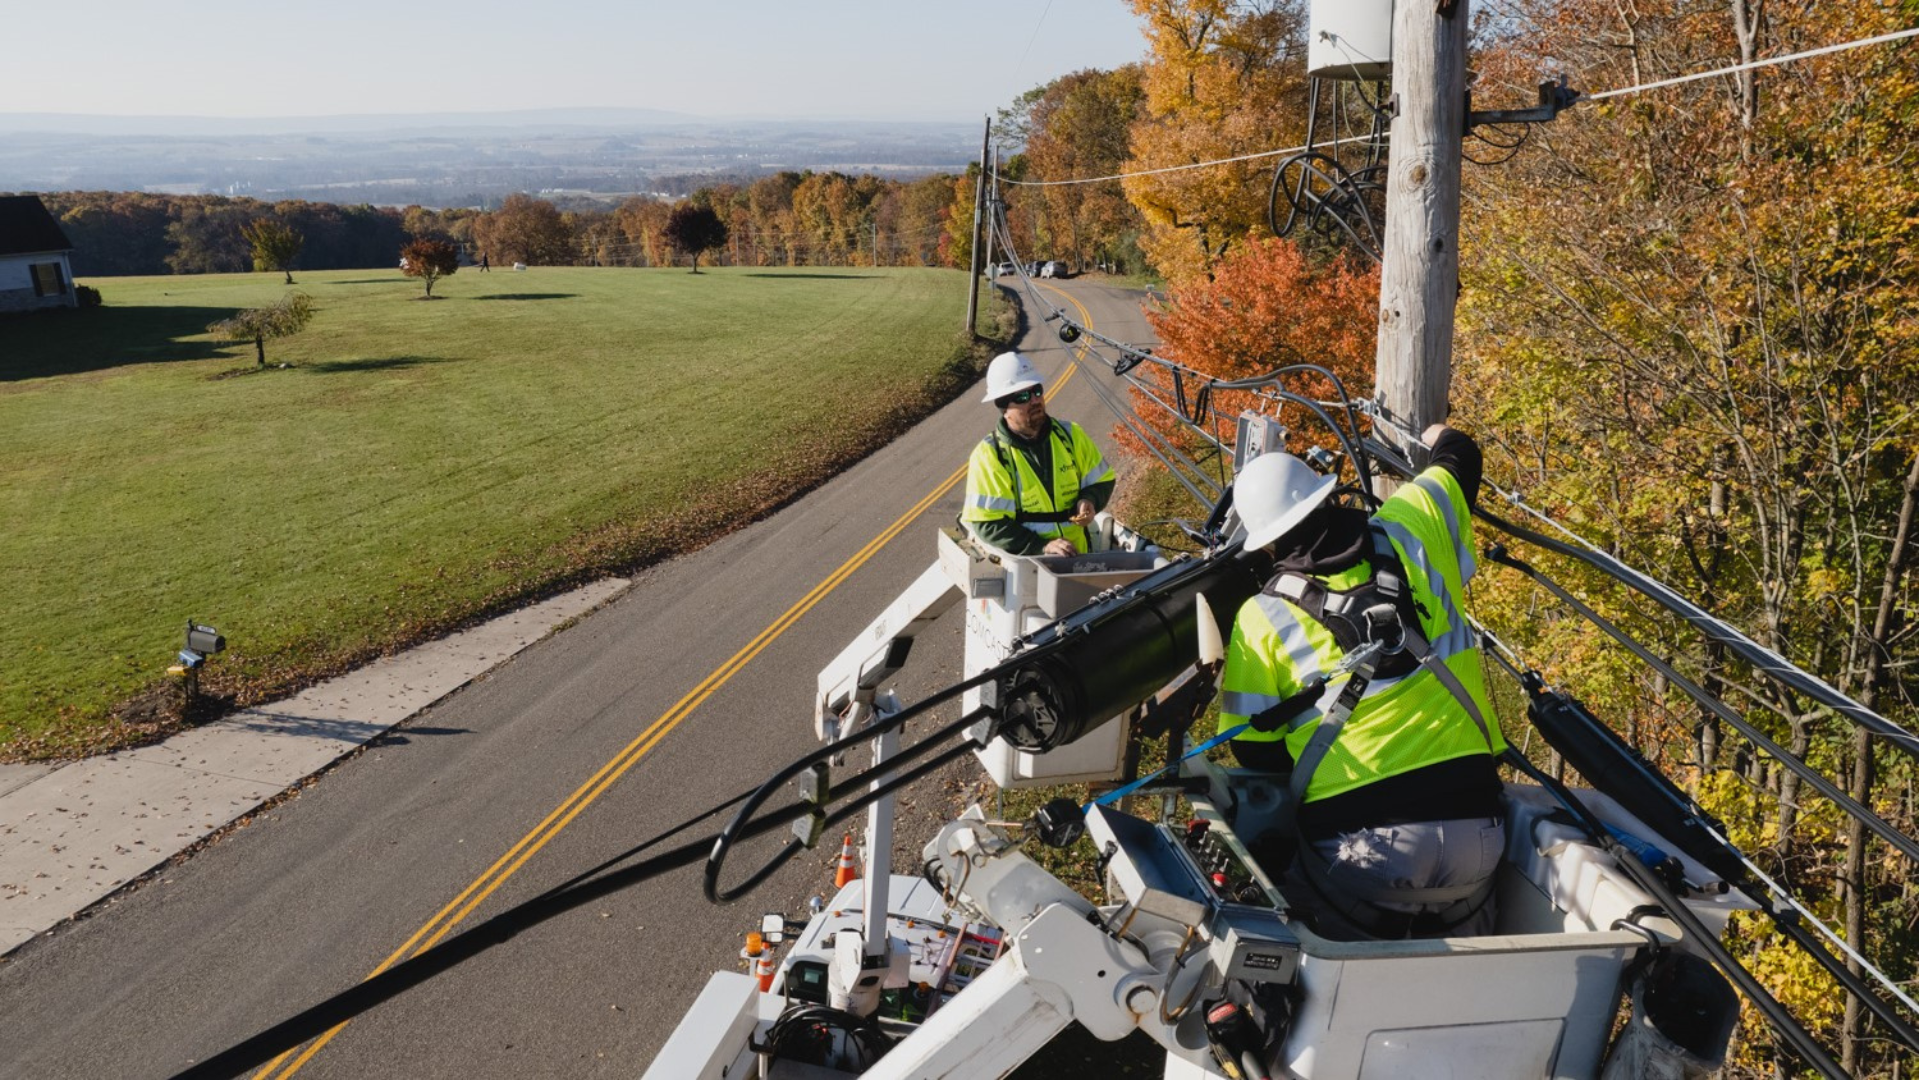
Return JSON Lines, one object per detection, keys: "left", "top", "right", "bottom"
{"left": 187, "top": 622, "right": 225, "bottom": 655}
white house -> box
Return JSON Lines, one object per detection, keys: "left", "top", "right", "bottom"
{"left": 0, "top": 195, "right": 77, "bottom": 313}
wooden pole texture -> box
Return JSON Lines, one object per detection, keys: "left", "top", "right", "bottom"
{"left": 965, "top": 117, "right": 991, "bottom": 337}
{"left": 1372, "top": 0, "right": 1470, "bottom": 447}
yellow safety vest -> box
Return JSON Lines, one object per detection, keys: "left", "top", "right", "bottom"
{"left": 961, "top": 420, "right": 1113, "bottom": 553}
{"left": 1217, "top": 466, "right": 1505, "bottom": 804}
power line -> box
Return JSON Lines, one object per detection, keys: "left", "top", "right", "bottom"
{"left": 1583, "top": 26, "right": 1919, "bottom": 101}
{"left": 996, "top": 134, "right": 1375, "bottom": 188}
{"left": 995, "top": 26, "right": 1917, "bottom": 190}
{"left": 1009, "top": 0, "right": 1056, "bottom": 95}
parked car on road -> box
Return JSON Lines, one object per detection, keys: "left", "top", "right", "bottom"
{"left": 1039, "top": 260, "right": 1069, "bottom": 279}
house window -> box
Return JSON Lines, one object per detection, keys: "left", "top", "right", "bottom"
{"left": 30, "top": 262, "right": 67, "bottom": 297}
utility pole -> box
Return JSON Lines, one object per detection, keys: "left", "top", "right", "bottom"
{"left": 983, "top": 150, "right": 998, "bottom": 279}
{"left": 965, "top": 117, "right": 991, "bottom": 337}
{"left": 1372, "top": 0, "right": 1471, "bottom": 450}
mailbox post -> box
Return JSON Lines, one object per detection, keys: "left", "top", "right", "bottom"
{"left": 169, "top": 620, "right": 225, "bottom": 714}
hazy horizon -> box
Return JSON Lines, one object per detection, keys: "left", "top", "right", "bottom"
{"left": 7, "top": 1, "right": 1146, "bottom": 125}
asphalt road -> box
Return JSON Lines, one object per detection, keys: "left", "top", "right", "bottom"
{"left": 0, "top": 275, "right": 1163, "bottom": 1080}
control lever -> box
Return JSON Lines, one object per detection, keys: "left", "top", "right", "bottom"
{"left": 1204, "top": 999, "right": 1272, "bottom": 1080}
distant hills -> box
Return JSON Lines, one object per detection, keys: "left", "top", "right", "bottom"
{"left": 0, "top": 108, "right": 706, "bottom": 136}
{"left": 0, "top": 110, "right": 981, "bottom": 207}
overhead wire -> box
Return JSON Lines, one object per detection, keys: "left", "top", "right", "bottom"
{"left": 985, "top": 205, "right": 1227, "bottom": 509}
{"left": 992, "top": 28, "right": 1917, "bottom": 191}
{"left": 1474, "top": 622, "right": 1920, "bottom": 1042}
{"left": 1581, "top": 27, "right": 1920, "bottom": 102}
{"left": 995, "top": 134, "right": 1377, "bottom": 188}
{"left": 1362, "top": 407, "right": 1917, "bottom": 754}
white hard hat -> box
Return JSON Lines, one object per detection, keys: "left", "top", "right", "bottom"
{"left": 1234, "top": 452, "right": 1340, "bottom": 552}
{"left": 982, "top": 351, "right": 1044, "bottom": 403}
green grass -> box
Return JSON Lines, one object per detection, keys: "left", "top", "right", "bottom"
{"left": 1, "top": 266, "right": 1006, "bottom": 758}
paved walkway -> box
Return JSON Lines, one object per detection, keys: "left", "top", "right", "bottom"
{"left": 0, "top": 578, "right": 628, "bottom": 956}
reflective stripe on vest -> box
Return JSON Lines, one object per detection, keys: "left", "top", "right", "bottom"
{"left": 960, "top": 421, "right": 1104, "bottom": 550}
{"left": 1217, "top": 467, "right": 1504, "bottom": 802}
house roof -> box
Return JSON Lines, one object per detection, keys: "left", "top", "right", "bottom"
{"left": 0, "top": 195, "right": 74, "bottom": 257}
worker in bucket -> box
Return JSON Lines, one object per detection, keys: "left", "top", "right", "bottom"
{"left": 961, "top": 351, "right": 1115, "bottom": 557}
{"left": 1218, "top": 423, "right": 1506, "bottom": 939}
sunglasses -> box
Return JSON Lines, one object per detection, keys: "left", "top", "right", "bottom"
{"left": 1002, "top": 388, "right": 1043, "bottom": 406}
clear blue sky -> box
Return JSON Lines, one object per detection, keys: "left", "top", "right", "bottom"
{"left": 11, "top": 0, "right": 1149, "bottom": 122}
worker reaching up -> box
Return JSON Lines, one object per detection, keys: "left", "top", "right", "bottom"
{"left": 962, "top": 352, "right": 1115, "bottom": 557}
{"left": 1219, "top": 423, "right": 1507, "bottom": 940}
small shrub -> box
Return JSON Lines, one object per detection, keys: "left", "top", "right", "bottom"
{"left": 75, "top": 284, "right": 103, "bottom": 308}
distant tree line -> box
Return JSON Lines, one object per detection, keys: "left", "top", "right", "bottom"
{"left": 31, "top": 192, "right": 413, "bottom": 277}
{"left": 24, "top": 170, "right": 1026, "bottom": 279}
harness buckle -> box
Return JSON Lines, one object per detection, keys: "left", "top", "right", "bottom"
{"left": 1360, "top": 602, "right": 1405, "bottom": 654}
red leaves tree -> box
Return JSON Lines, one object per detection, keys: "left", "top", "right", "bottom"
{"left": 400, "top": 238, "right": 460, "bottom": 297}
{"left": 1127, "top": 237, "right": 1378, "bottom": 459}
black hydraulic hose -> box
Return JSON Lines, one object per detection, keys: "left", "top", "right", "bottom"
{"left": 1500, "top": 747, "right": 1852, "bottom": 1080}
{"left": 1770, "top": 903, "right": 1920, "bottom": 1052}
{"left": 172, "top": 831, "right": 749, "bottom": 1079}
{"left": 1264, "top": 363, "right": 1372, "bottom": 467}
{"left": 820, "top": 738, "right": 988, "bottom": 837}
{"left": 1204, "top": 377, "right": 1375, "bottom": 495}
{"left": 706, "top": 707, "right": 989, "bottom": 902}
{"left": 1500, "top": 654, "right": 1919, "bottom": 1050}
{"left": 173, "top": 714, "right": 997, "bottom": 1080}
{"left": 1478, "top": 506, "right": 1917, "bottom": 756}
{"left": 1487, "top": 544, "right": 1917, "bottom": 863}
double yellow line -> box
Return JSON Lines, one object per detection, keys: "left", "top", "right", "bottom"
{"left": 256, "top": 359, "right": 1082, "bottom": 1078}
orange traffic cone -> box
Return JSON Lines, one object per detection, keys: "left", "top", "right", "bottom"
{"left": 833, "top": 833, "right": 860, "bottom": 888}
{"left": 742, "top": 932, "right": 776, "bottom": 993}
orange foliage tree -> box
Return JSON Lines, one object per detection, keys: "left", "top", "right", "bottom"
{"left": 1128, "top": 236, "right": 1378, "bottom": 467}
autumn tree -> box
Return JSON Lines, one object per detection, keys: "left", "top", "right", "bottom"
{"left": 891, "top": 174, "right": 956, "bottom": 267}
{"left": 1022, "top": 66, "right": 1148, "bottom": 272}
{"left": 745, "top": 172, "right": 804, "bottom": 265}
{"left": 1122, "top": 0, "right": 1310, "bottom": 283}
{"left": 471, "top": 193, "right": 574, "bottom": 265}
{"left": 208, "top": 292, "right": 315, "bottom": 367}
{"left": 1133, "top": 236, "right": 1377, "bottom": 458}
{"left": 165, "top": 198, "right": 255, "bottom": 274}
{"left": 242, "top": 217, "right": 304, "bottom": 284}
{"left": 614, "top": 196, "right": 673, "bottom": 266}
{"left": 1453, "top": 2, "right": 1916, "bottom": 1073}
{"left": 661, "top": 203, "right": 729, "bottom": 272}
{"left": 400, "top": 238, "right": 460, "bottom": 297}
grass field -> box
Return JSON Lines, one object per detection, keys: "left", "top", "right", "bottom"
{"left": 0, "top": 265, "right": 1006, "bottom": 759}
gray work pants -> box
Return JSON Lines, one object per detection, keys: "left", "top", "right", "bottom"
{"left": 1284, "top": 816, "right": 1505, "bottom": 940}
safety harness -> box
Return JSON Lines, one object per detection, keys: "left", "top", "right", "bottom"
{"left": 1251, "top": 526, "right": 1503, "bottom": 937}
{"left": 985, "top": 420, "right": 1085, "bottom": 528}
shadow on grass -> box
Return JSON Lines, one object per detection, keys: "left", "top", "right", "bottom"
{"left": 741, "top": 273, "right": 875, "bottom": 280}
{"left": 472, "top": 293, "right": 578, "bottom": 301}
{"left": 301, "top": 355, "right": 451, "bottom": 374}
{"left": 1, "top": 303, "right": 240, "bottom": 381}
{"left": 321, "top": 278, "right": 409, "bottom": 286}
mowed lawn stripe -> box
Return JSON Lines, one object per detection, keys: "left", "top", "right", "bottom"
{"left": 0, "top": 266, "right": 990, "bottom": 755}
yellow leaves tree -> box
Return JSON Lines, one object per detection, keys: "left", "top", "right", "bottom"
{"left": 1454, "top": 2, "right": 1917, "bottom": 1073}
{"left": 1123, "top": 0, "right": 1309, "bottom": 283}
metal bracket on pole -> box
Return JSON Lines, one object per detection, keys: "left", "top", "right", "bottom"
{"left": 1467, "top": 77, "right": 1580, "bottom": 129}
